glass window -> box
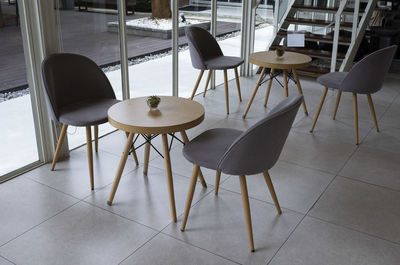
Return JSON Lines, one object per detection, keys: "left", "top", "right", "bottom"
{"left": 126, "top": 1, "right": 173, "bottom": 97}
{"left": 178, "top": 0, "right": 213, "bottom": 98}
{"left": 0, "top": 0, "right": 39, "bottom": 178}
{"left": 55, "top": 0, "right": 124, "bottom": 149}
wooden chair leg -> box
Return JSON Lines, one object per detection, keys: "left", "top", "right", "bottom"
{"left": 143, "top": 134, "right": 151, "bottom": 175}
{"left": 203, "top": 70, "right": 213, "bottom": 97}
{"left": 125, "top": 132, "right": 139, "bottom": 166}
{"left": 223, "top": 69, "right": 229, "bottom": 114}
{"left": 239, "top": 175, "right": 255, "bottom": 252}
{"left": 94, "top": 125, "right": 99, "bottom": 152}
{"left": 215, "top": 171, "right": 221, "bottom": 195}
{"left": 234, "top": 67, "right": 242, "bottom": 102}
{"left": 353, "top": 93, "right": 359, "bottom": 145}
{"left": 86, "top": 126, "right": 94, "bottom": 190}
{"left": 367, "top": 94, "right": 379, "bottom": 132}
{"left": 162, "top": 134, "right": 177, "bottom": 222}
{"left": 51, "top": 124, "right": 68, "bottom": 171}
{"left": 190, "top": 70, "right": 204, "bottom": 100}
{"left": 181, "top": 164, "right": 200, "bottom": 231}
{"left": 263, "top": 171, "right": 282, "bottom": 214}
{"left": 333, "top": 90, "right": 342, "bottom": 120}
{"left": 180, "top": 131, "right": 207, "bottom": 188}
{"left": 310, "top": 87, "right": 328, "bottom": 133}
{"left": 108, "top": 133, "right": 135, "bottom": 205}
{"left": 264, "top": 68, "right": 274, "bottom": 108}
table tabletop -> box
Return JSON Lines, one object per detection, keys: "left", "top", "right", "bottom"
{"left": 108, "top": 96, "right": 205, "bottom": 135}
{"left": 249, "top": 51, "right": 312, "bottom": 70}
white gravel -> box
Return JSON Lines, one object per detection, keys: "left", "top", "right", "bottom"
{"left": 0, "top": 88, "right": 30, "bottom": 102}
{"left": 126, "top": 17, "right": 205, "bottom": 30}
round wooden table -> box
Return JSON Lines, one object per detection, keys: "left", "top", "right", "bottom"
{"left": 242, "top": 51, "right": 312, "bottom": 118}
{"left": 107, "top": 96, "right": 206, "bottom": 222}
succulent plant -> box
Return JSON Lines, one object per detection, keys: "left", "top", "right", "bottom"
{"left": 276, "top": 46, "right": 285, "bottom": 57}
{"left": 147, "top": 95, "right": 161, "bottom": 109}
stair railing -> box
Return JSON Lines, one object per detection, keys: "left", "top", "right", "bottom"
{"left": 272, "top": 0, "right": 296, "bottom": 37}
{"left": 330, "top": 0, "right": 349, "bottom": 72}
{"left": 340, "top": 0, "right": 378, "bottom": 71}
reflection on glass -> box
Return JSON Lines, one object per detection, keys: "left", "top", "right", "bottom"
{"left": 178, "top": 1, "right": 213, "bottom": 98}
{"left": 126, "top": 2, "right": 173, "bottom": 97}
{"left": 254, "top": 0, "right": 274, "bottom": 53}
{"left": 55, "top": 1, "right": 123, "bottom": 149}
{"left": 215, "top": 0, "right": 243, "bottom": 87}
{"left": 0, "top": 0, "right": 39, "bottom": 177}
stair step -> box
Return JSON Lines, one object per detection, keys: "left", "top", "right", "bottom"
{"left": 277, "top": 31, "right": 351, "bottom": 45}
{"left": 285, "top": 18, "right": 353, "bottom": 28}
{"left": 292, "top": 4, "right": 365, "bottom": 14}
{"left": 270, "top": 46, "right": 346, "bottom": 60}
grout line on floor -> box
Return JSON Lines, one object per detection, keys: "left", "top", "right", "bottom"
{"left": 266, "top": 174, "right": 339, "bottom": 264}
{"left": 266, "top": 126, "right": 363, "bottom": 264}
{"left": 305, "top": 215, "right": 400, "bottom": 247}
{"left": 337, "top": 174, "right": 400, "bottom": 193}
{"left": 117, "top": 231, "right": 163, "bottom": 265}
{"left": 0, "top": 254, "right": 17, "bottom": 265}
{"left": 0, "top": 200, "right": 81, "bottom": 249}
{"left": 80, "top": 200, "right": 161, "bottom": 233}
{"left": 23, "top": 176, "right": 84, "bottom": 201}
{"left": 160, "top": 232, "right": 243, "bottom": 265}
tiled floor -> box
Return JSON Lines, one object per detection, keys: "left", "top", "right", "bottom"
{"left": 0, "top": 74, "right": 400, "bottom": 265}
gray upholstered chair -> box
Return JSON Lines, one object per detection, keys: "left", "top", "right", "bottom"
{"left": 185, "top": 26, "right": 244, "bottom": 114}
{"left": 310, "top": 45, "right": 397, "bottom": 144}
{"left": 180, "top": 95, "right": 303, "bottom": 252}
{"left": 42, "top": 53, "right": 138, "bottom": 190}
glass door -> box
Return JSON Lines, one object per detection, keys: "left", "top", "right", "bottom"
{"left": 0, "top": 0, "right": 40, "bottom": 179}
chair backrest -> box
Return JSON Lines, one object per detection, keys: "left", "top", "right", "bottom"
{"left": 42, "top": 53, "right": 116, "bottom": 122}
{"left": 341, "top": 45, "right": 397, "bottom": 94}
{"left": 217, "top": 95, "right": 303, "bottom": 176}
{"left": 184, "top": 26, "right": 223, "bottom": 70}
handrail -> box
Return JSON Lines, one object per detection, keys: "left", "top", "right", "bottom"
{"left": 340, "top": 0, "right": 378, "bottom": 71}
{"left": 351, "top": 0, "right": 361, "bottom": 44}
{"left": 330, "top": 0, "right": 349, "bottom": 72}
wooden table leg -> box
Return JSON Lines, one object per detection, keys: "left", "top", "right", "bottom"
{"left": 283, "top": 69, "right": 289, "bottom": 98}
{"left": 264, "top": 68, "right": 275, "bottom": 108}
{"left": 243, "top": 67, "right": 267, "bottom": 119}
{"left": 162, "top": 134, "right": 177, "bottom": 222}
{"left": 143, "top": 134, "right": 151, "bottom": 175}
{"left": 125, "top": 132, "right": 139, "bottom": 165}
{"left": 107, "top": 132, "right": 135, "bottom": 206}
{"left": 180, "top": 131, "right": 207, "bottom": 188}
{"left": 292, "top": 69, "right": 308, "bottom": 115}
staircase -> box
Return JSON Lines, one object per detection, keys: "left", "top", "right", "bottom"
{"left": 268, "top": 0, "right": 378, "bottom": 77}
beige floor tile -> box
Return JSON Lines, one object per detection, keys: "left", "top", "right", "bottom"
{"left": 269, "top": 217, "right": 400, "bottom": 265}
{"left": 0, "top": 202, "right": 156, "bottom": 265}
{"left": 309, "top": 177, "right": 400, "bottom": 243}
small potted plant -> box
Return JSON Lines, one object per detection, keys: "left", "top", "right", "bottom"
{"left": 276, "top": 46, "right": 285, "bottom": 58}
{"left": 147, "top": 95, "right": 161, "bottom": 111}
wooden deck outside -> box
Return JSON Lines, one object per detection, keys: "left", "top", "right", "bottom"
{"left": 0, "top": 5, "right": 240, "bottom": 93}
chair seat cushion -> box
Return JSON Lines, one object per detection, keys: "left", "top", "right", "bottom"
{"left": 183, "top": 128, "right": 243, "bottom": 170}
{"left": 59, "top": 98, "right": 120, "bottom": 126}
{"left": 317, "top": 72, "right": 348, "bottom": 89}
{"left": 205, "top": 56, "right": 244, "bottom": 70}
